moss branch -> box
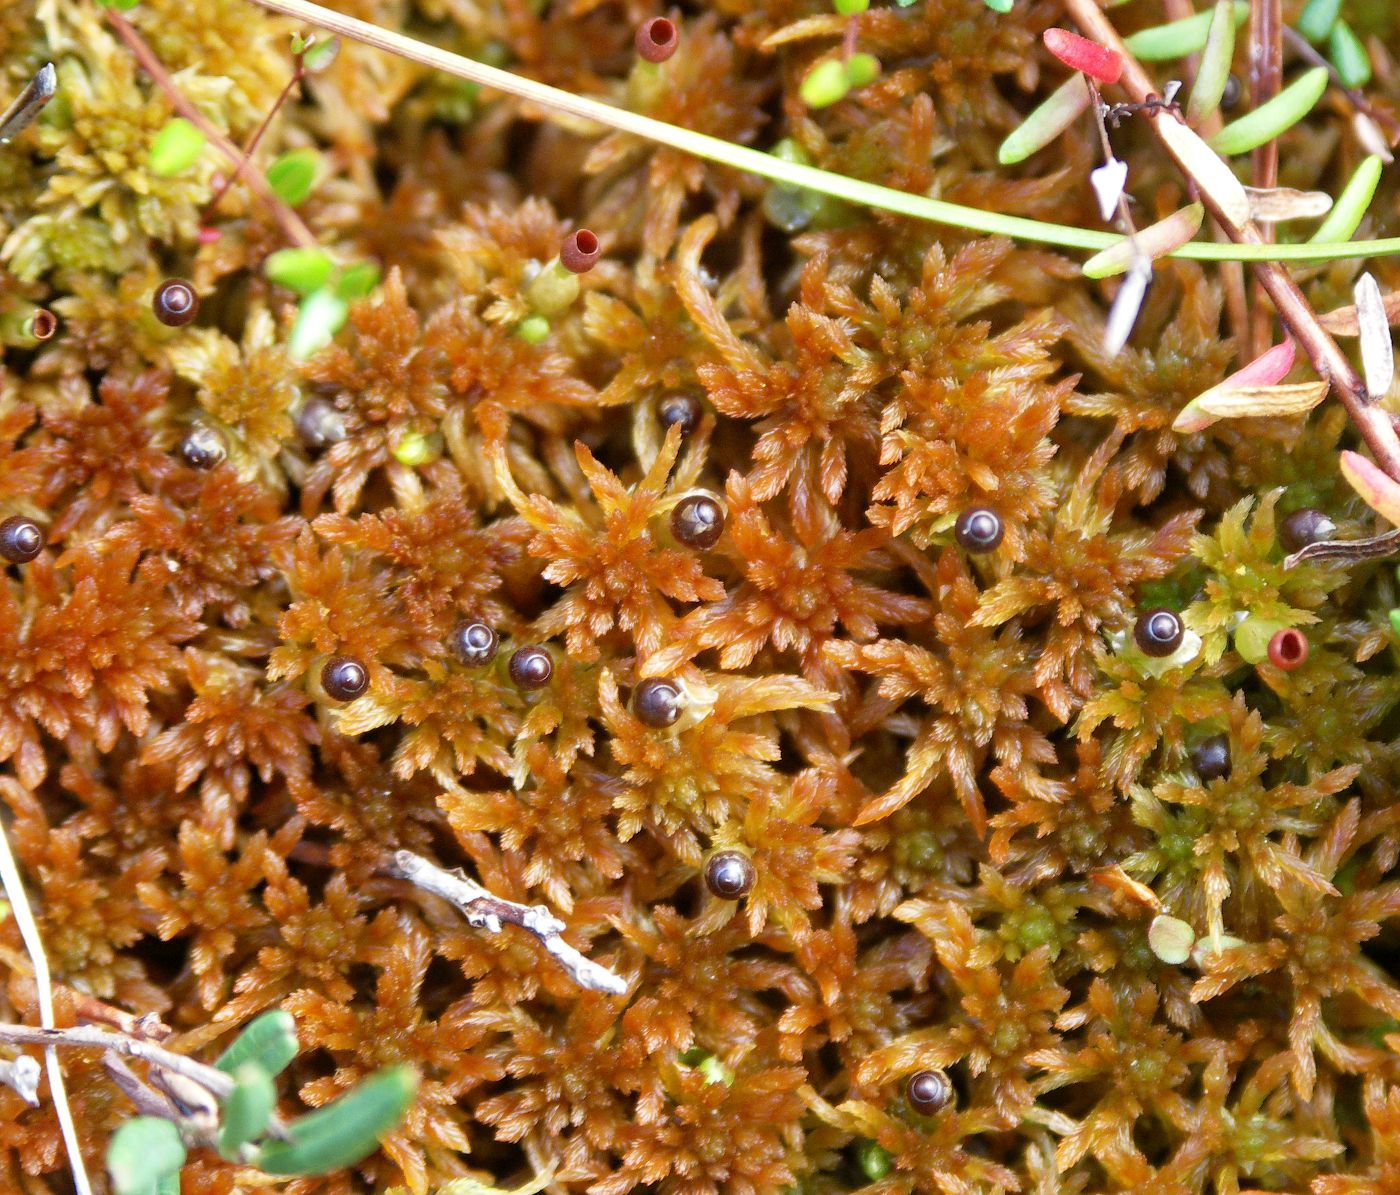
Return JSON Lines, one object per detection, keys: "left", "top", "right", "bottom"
{"left": 245, "top": 0, "right": 1400, "bottom": 266}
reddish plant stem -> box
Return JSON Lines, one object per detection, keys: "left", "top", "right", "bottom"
{"left": 104, "top": 9, "right": 317, "bottom": 249}
{"left": 202, "top": 61, "right": 306, "bottom": 224}
{"left": 1063, "top": 0, "right": 1400, "bottom": 484}
{"left": 1282, "top": 26, "right": 1400, "bottom": 143}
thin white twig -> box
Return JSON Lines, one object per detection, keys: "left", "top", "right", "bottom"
{"left": 386, "top": 851, "right": 628, "bottom": 995}
{"left": 0, "top": 822, "right": 93, "bottom": 1195}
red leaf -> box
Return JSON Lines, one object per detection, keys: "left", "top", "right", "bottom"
{"left": 1044, "top": 28, "right": 1123, "bottom": 85}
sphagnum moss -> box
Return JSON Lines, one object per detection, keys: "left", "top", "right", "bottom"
{"left": 6, "top": 0, "right": 1400, "bottom": 1193}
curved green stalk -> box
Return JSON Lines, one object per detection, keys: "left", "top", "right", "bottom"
{"left": 248, "top": 0, "right": 1400, "bottom": 266}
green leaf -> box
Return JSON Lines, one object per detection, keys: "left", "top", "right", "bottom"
{"left": 1297, "top": 0, "right": 1343, "bottom": 42}
{"left": 1309, "top": 155, "right": 1383, "bottom": 243}
{"left": 301, "top": 35, "right": 340, "bottom": 72}
{"left": 156, "top": 1176, "right": 180, "bottom": 1195}
{"left": 252, "top": 1066, "right": 417, "bottom": 1176}
{"left": 982, "top": 0, "right": 1012, "bottom": 10}
{"left": 843, "top": 52, "right": 880, "bottom": 88}
{"left": 265, "top": 247, "right": 335, "bottom": 295}
{"left": 1186, "top": 0, "right": 1238, "bottom": 122}
{"left": 108, "top": 1117, "right": 186, "bottom": 1195}
{"left": 998, "top": 74, "right": 1091, "bottom": 165}
{"left": 266, "top": 149, "right": 321, "bottom": 206}
{"left": 335, "top": 260, "right": 381, "bottom": 299}
{"left": 800, "top": 59, "right": 851, "bottom": 109}
{"left": 218, "top": 1063, "right": 279, "bottom": 1160}
{"left": 1124, "top": 2, "right": 1248, "bottom": 61}
{"left": 148, "top": 118, "right": 206, "bottom": 177}
{"left": 833, "top": 0, "right": 868, "bottom": 12}
{"left": 288, "top": 288, "right": 350, "bottom": 360}
{"left": 96, "top": 0, "right": 142, "bottom": 9}
{"left": 1208, "top": 67, "right": 1330, "bottom": 156}
{"left": 1329, "top": 20, "right": 1371, "bottom": 88}
{"left": 215, "top": 1010, "right": 299, "bottom": 1078}
{"left": 1389, "top": 609, "right": 1400, "bottom": 638}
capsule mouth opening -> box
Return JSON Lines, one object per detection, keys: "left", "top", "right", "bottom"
{"left": 29, "top": 308, "right": 58, "bottom": 340}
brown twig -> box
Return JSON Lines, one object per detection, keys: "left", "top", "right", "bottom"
{"left": 103, "top": 9, "right": 318, "bottom": 250}
{"left": 0, "top": 1023, "right": 236, "bottom": 1100}
{"left": 1063, "top": 0, "right": 1400, "bottom": 484}
{"left": 202, "top": 55, "right": 307, "bottom": 226}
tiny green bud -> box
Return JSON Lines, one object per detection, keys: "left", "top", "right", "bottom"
{"left": 1329, "top": 20, "right": 1371, "bottom": 88}
{"left": 834, "top": 0, "right": 868, "bottom": 12}
{"left": 800, "top": 59, "right": 852, "bottom": 109}
{"left": 265, "top": 246, "right": 335, "bottom": 295}
{"left": 515, "top": 314, "right": 552, "bottom": 343}
{"left": 697, "top": 1055, "right": 735, "bottom": 1087}
{"left": 983, "top": 0, "right": 1013, "bottom": 10}
{"left": 1388, "top": 609, "right": 1400, "bottom": 638}
{"left": 301, "top": 34, "right": 340, "bottom": 72}
{"left": 266, "top": 148, "right": 322, "bottom": 206}
{"left": 1208, "top": 67, "right": 1329, "bottom": 156}
{"left": 148, "top": 117, "right": 206, "bottom": 177}
{"left": 389, "top": 428, "right": 440, "bottom": 467}
{"left": 856, "top": 1140, "right": 894, "bottom": 1181}
{"left": 843, "top": 52, "right": 880, "bottom": 88}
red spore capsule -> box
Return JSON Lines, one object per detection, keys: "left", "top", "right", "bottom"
{"left": 1267, "top": 628, "right": 1309, "bottom": 670}
{"left": 1043, "top": 28, "right": 1124, "bottom": 85}
{"left": 560, "top": 229, "right": 600, "bottom": 275}
{"left": 635, "top": 17, "right": 678, "bottom": 64}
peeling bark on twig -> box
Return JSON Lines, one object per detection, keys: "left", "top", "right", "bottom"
{"left": 386, "top": 851, "right": 629, "bottom": 996}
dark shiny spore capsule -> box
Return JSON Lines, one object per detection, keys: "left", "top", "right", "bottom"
{"left": 657, "top": 393, "right": 703, "bottom": 437}
{"left": 178, "top": 425, "right": 227, "bottom": 470}
{"left": 508, "top": 645, "right": 553, "bottom": 689}
{"left": 1134, "top": 607, "right": 1183, "bottom": 658}
{"left": 905, "top": 1069, "right": 953, "bottom": 1115}
{"left": 1191, "top": 734, "right": 1231, "bottom": 782}
{"left": 954, "top": 507, "right": 1003, "bottom": 553}
{"left": 0, "top": 516, "right": 44, "bottom": 564}
{"left": 321, "top": 656, "right": 368, "bottom": 701}
{"left": 671, "top": 493, "right": 724, "bottom": 550}
{"left": 704, "top": 850, "right": 755, "bottom": 900}
{"left": 1220, "top": 74, "right": 1243, "bottom": 110}
{"left": 633, "top": 677, "right": 683, "bottom": 728}
{"left": 449, "top": 621, "right": 498, "bottom": 666}
{"left": 1278, "top": 508, "right": 1336, "bottom": 555}
{"left": 295, "top": 397, "right": 346, "bottom": 449}
{"left": 153, "top": 278, "right": 199, "bottom": 327}
{"left": 635, "top": 16, "right": 678, "bottom": 63}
